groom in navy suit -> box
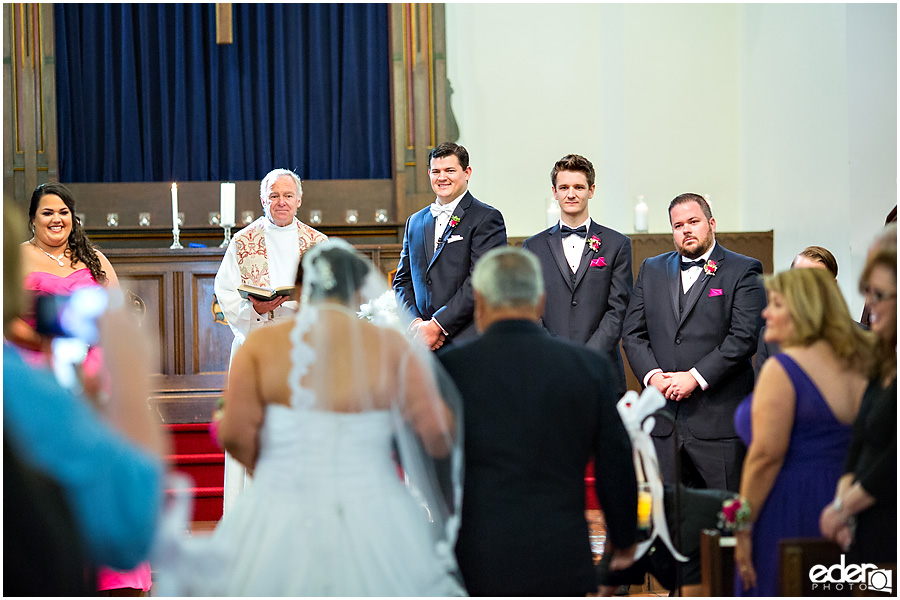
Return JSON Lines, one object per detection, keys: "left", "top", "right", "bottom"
{"left": 522, "top": 154, "right": 633, "bottom": 397}
{"left": 622, "top": 194, "right": 766, "bottom": 491}
{"left": 394, "top": 142, "right": 507, "bottom": 350}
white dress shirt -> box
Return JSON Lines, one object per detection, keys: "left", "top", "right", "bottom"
{"left": 642, "top": 242, "right": 718, "bottom": 391}
{"left": 559, "top": 217, "right": 592, "bottom": 273}
{"left": 431, "top": 194, "right": 464, "bottom": 251}
{"left": 680, "top": 243, "right": 716, "bottom": 293}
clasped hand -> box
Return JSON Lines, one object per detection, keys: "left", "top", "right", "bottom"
{"left": 819, "top": 504, "right": 854, "bottom": 551}
{"left": 650, "top": 371, "right": 698, "bottom": 401}
{"left": 411, "top": 319, "right": 446, "bottom": 351}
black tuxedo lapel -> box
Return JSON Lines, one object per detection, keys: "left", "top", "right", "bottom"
{"left": 677, "top": 244, "right": 726, "bottom": 327}
{"left": 546, "top": 224, "right": 575, "bottom": 291}
{"left": 667, "top": 254, "right": 682, "bottom": 322}
{"left": 572, "top": 221, "right": 600, "bottom": 290}
{"left": 424, "top": 210, "right": 436, "bottom": 263}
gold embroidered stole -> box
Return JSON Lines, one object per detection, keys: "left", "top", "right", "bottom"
{"left": 234, "top": 220, "right": 327, "bottom": 287}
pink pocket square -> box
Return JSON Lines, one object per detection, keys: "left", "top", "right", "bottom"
{"left": 589, "top": 257, "right": 607, "bottom": 268}
{"left": 709, "top": 288, "right": 724, "bottom": 297}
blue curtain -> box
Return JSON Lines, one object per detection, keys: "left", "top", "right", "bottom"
{"left": 54, "top": 4, "right": 391, "bottom": 182}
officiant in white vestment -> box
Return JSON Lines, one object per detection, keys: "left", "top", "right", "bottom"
{"left": 214, "top": 168, "right": 327, "bottom": 512}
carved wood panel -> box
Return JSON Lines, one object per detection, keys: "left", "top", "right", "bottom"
{"left": 117, "top": 273, "right": 167, "bottom": 374}
{"left": 191, "top": 272, "right": 232, "bottom": 375}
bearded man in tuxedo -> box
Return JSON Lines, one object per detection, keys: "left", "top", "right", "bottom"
{"left": 622, "top": 194, "right": 766, "bottom": 491}
{"left": 522, "top": 154, "right": 633, "bottom": 397}
{"left": 393, "top": 142, "right": 507, "bottom": 350}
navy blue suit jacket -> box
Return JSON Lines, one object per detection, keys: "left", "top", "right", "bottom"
{"left": 393, "top": 191, "right": 506, "bottom": 344}
{"left": 523, "top": 221, "right": 633, "bottom": 396}
{"left": 621, "top": 243, "right": 766, "bottom": 440}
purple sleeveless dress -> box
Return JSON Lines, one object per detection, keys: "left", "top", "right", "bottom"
{"left": 733, "top": 353, "right": 852, "bottom": 597}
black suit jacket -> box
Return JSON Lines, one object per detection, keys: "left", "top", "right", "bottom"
{"left": 393, "top": 191, "right": 507, "bottom": 344}
{"left": 523, "top": 221, "right": 633, "bottom": 396}
{"left": 439, "top": 320, "right": 637, "bottom": 596}
{"left": 621, "top": 243, "right": 766, "bottom": 439}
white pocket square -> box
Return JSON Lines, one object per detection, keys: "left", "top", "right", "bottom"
{"left": 447, "top": 234, "right": 464, "bottom": 243}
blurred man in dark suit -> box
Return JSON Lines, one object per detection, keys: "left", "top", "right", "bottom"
{"left": 439, "top": 247, "right": 637, "bottom": 596}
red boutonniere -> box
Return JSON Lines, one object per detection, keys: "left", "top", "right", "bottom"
{"left": 587, "top": 235, "right": 601, "bottom": 253}
{"left": 449, "top": 215, "right": 461, "bottom": 228}
{"left": 704, "top": 260, "right": 718, "bottom": 276}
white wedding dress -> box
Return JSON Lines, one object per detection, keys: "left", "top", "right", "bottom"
{"left": 152, "top": 302, "right": 465, "bottom": 597}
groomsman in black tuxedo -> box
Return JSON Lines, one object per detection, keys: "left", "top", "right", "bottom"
{"left": 622, "top": 194, "right": 766, "bottom": 492}
{"left": 522, "top": 154, "right": 633, "bottom": 397}
{"left": 393, "top": 142, "right": 507, "bottom": 350}
{"left": 439, "top": 247, "right": 637, "bottom": 596}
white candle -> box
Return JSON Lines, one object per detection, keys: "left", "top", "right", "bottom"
{"left": 634, "top": 196, "right": 649, "bottom": 232}
{"left": 220, "top": 182, "right": 236, "bottom": 227}
{"left": 547, "top": 198, "right": 561, "bottom": 228}
{"left": 171, "top": 183, "right": 179, "bottom": 232}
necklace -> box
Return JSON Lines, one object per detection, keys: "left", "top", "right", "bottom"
{"left": 30, "top": 238, "right": 67, "bottom": 267}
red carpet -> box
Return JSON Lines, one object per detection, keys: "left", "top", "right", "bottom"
{"left": 165, "top": 423, "right": 224, "bottom": 522}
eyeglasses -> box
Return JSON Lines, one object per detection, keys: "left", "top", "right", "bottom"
{"left": 863, "top": 286, "right": 897, "bottom": 304}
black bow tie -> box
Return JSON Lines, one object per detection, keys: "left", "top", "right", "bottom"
{"left": 560, "top": 225, "right": 587, "bottom": 237}
{"left": 681, "top": 259, "right": 707, "bottom": 271}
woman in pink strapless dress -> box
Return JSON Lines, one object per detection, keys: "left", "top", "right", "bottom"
{"left": 12, "top": 183, "right": 152, "bottom": 596}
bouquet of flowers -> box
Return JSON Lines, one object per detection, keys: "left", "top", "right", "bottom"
{"left": 357, "top": 290, "right": 400, "bottom": 328}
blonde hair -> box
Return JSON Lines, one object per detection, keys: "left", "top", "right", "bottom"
{"left": 766, "top": 268, "right": 873, "bottom": 373}
{"left": 4, "top": 204, "right": 26, "bottom": 326}
{"left": 859, "top": 241, "right": 897, "bottom": 380}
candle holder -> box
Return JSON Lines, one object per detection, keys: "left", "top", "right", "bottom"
{"left": 139, "top": 212, "right": 151, "bottom": 227}
{"left": 170, "top": 228, "right": 184, "bottom": 249}
{"left": 309, "top": 209, "right": 323, "bottom": 225}
{"left": 219, "top": 225, "right": 233, "bottom": 248}
{"left": 241, "top": 211, "right": 255, "bottom": 225}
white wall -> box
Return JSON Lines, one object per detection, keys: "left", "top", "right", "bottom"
{"left": 445, "top": 3, "right": 896, "bottom": 315}
{"left": 445, "top": 3, "right": 741, "bottom": 237}
{"left": 740, "top": 3, "right": 897, "bottom": 314}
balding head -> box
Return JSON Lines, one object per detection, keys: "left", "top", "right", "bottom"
{"left": 472, "top": 247, "right": 545, "bottom": 332}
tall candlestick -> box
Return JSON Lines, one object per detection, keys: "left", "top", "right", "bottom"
{"left": 546, "top": 197, "right": 561, "bottom": 228}
{"left": 171, "top": 182, "right": 179, "bottom": 233}
{"left": 634, "top": 195, "right": 649, "bottom": 233}
{"left": 220, "top": 182, "right": 236, "bottom": 227}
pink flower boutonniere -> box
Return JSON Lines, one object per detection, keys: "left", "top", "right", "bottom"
{"left": 587, "top": 235, "right": 601, "bottom": 253}
{"left": 704, "top": 259, "right": 718, "bottom": 277}
{"left": 449, "top": 215, "right": 461, "bottom": 228}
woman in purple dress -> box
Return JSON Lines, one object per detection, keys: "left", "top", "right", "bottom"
{"left": 733, "top": 268, "right": 873, "bottom": 596}
{"left": 10, "top": 182, "right": 153, "bottom": 596}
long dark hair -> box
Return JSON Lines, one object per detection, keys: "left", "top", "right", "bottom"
{"left": 29, "top": 183, "right": 107, "bottom": 285}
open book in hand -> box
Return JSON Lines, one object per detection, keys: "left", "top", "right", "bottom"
{"left": 237, "top": 284, "right": 296, "bottom": 301}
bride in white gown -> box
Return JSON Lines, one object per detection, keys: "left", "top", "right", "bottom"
{"left": 153, "top": 239, "right": 466, "bottom": 596}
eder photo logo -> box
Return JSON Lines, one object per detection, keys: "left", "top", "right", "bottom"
{"left": 809, "top": 555, "right": 893, "bottom": 594}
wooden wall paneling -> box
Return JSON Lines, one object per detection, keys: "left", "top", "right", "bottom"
{"left": 4, "top": 3, "right": 56, "bottom": 208}
{"left": 191, "top": 271, "right": 232, "bottom": 375}
{"left": 63, "top": 179, "right": 395, "bottom": 239}
{"left": 390, "top": 3, "right": 450, "bottom": 222}
{"left": 117, "top": 272, "right": 168, "bottom": 375}
{"left": 172, "top": 270, "right": 185, "bottom": 374}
